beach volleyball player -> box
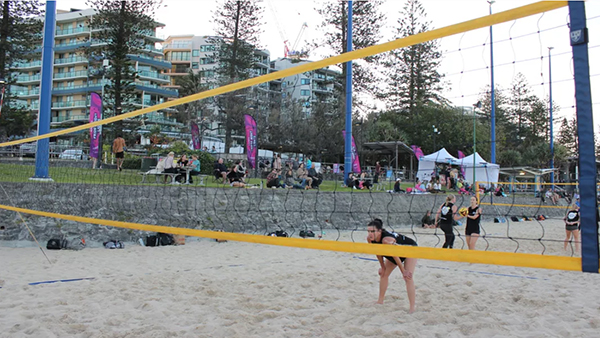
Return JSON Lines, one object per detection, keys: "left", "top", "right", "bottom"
{"left": 367, "top": 218, "right": 417, "bottom": 313}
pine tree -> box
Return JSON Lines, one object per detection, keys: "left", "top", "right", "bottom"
{"left": 315, "top": 0, "right": 384, "bottom": 109}
{"left": 85, "top": 0, "right": 162, "bottom": 135}
{"left": 0, "top": 0, "right": 43, "bottom": 139}
{"left": 211, "top": 0, "right": 263, "bottom": 153}
{"left": 382, "top": 0, "right": 444, "bottom": 115}
{"left": 557, "top": 117, "right": 578, "bottom": 156}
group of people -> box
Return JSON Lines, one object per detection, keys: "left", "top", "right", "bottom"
{"left": 159, "top": 152, "right": 201, "bottom": 184}
{"left": 213, "top": 158, "right": 248, "bottom": 188}
{"left": 419, "top": 195, "right": 482, "bottom": 250}
{"left": 266, "top": 160, "right": 322, "bottom": 190}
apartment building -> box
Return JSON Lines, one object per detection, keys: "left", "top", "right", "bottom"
{"left": 272, "top": 58, "right": 339, "bottom": 116}
{"left": 11, "top": 8, "right": 180, "bottom": 144}
{"left": 162, "top": 35, "right": 283, "bottom": 144}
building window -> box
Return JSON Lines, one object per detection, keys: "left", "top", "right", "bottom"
{"left": 200, "top": 45, "right": 215, "bottom": 52}
{"left": 192, "top": 50, "right": 199, "bottom": 57}
{"left": 192, "top": 62, "right": 199, "bottom": 69}
{"left": 170, "top": 51, "right": 191, "bottom": 61}
{"left": 301, "top": 78, "right": 310, "bottom": 85}
{"left": 200, "top": 58, "right": 215, "bottom": 65}
{"left": 300, "top": 90, "right": 310, "bottom": 96}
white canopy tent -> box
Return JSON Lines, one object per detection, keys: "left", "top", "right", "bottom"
{"left": 458, "top": 152, "right": 500, "bottom": 186}
{"left": 416, "top": 148, "right": 459, "bottom": 182}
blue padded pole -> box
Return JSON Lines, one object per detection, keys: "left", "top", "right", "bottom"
{"left": 33, "top": 0, "right": 56, "bottom": 179}
{"left": 568, "top": 1, "right": 599, "bottom": 273}
{"left": 344, "top": 1, "right": 353, "bottom": 185}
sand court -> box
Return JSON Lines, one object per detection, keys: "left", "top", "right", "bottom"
{"left": 1, "top": 219, "right": 599, "bottom": 337}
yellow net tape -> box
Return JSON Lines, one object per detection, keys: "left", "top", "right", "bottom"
{"left": 0, "top": 204, "right": 594, "bottom": 272}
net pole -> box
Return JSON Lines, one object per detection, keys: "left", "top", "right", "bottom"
{"left": 344, "top": 1, "right": 353, "bottom": 186}
{"left": 33, "top": 0, "right": 56, "bottom": 179}
{"left": 489, "top": 1, "right": 496, "bottom": 164}
{"left": 569, "top": 1, "right": 599, "bottom": 273}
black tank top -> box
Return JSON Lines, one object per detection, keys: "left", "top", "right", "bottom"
{"left": 440, "top": 202, "right": 454, "bottom": 225}
{"left": 566, "top": 209, "right": 580, "bottom": 223}
{"left": 374, "top": 230, "right": 417, "bottom": 246}
{"left": 467, "top": 206, "right": 480, "bottom": 227}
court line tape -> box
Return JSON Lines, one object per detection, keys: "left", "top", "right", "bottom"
{"left": 0, "top": 261, "right": 286, "bottom": 289}
{"left": 0, "top": 1, "right": 568, "bottom": 148}
{"left": 353, "top": 256, "right": 550, "bottom": 280}
{"left": 0, "top": 204, "right": 594, "bottom": 272}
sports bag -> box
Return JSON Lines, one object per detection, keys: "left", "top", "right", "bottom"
{"left": 47, "top": 238, "right": 62, "bottom": 250}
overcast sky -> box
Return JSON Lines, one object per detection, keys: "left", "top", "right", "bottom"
{"left": 57, "top": 0, "right": 599, "bottom": 131}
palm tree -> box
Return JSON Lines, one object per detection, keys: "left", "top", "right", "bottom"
{"left": 177, "top": 70, "right": 209, "bottom": 126}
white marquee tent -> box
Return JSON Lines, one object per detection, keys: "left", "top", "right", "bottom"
{"left": 458, "top": 152, "right": 500, "bottom": 186}
{"left": 416, "top": 148, "right": 459, "bottom": 182}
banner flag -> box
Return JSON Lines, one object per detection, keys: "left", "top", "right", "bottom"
{"left": 411, "top": 145, "right": 424, "bottom": 160}
{"left": 191, "top": 122, "right": 201, "bottom": 150}
{"left": 244, "top": 114, "right": 257, "bottom": 169}
{"left": 342, "top": 130, "right": 361, "bottom": 174}
{"left": 89, "top": 92, "right": 102, "bottom": 159}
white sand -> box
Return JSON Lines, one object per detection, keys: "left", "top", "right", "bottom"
{"left": 1, "top": 219, "right": 599, "bottom": 337}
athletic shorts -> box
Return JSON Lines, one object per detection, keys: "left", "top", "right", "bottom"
{"left": 466, "top": 224, "right": 480, "bottom": 236}
{"left": 115, "top": 151, "right": 124, "bottom": 159}
{"left": 384, "top": 238, "right": 417, "bottom": 264}
{"left": 566, "top": 225, "right": 578, "bottom": 231}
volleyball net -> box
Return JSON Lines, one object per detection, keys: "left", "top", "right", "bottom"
{"left": 0, "top": 1, "right": 598, "bottom": 272}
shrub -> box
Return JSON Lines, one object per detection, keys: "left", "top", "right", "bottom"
{"left": 122, "top": 157, "right": 141, "bottom": 170}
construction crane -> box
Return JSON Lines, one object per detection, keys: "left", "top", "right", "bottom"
{"left": 286, "top": 23, "right": 308, "bottom": 60}
{"left": 266, "top": 0, "right": 309, "bottom": 59}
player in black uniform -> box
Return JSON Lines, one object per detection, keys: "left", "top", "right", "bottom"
{"left": 367, "top": 218, "right": 417, "bottom": 313}
{"left": 465, "top": 196, "right": 482, "bottom": 250}
{"left": 564, "top": 203, "right": 581, "bottom": 253}
{"left": 435, "top": 194, "right": 464, "bottom": 249}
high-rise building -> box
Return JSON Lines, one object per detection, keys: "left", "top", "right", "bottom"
{"left": 272, "top": 58, "right": 339, "bottom": 116}
{"left": 162, "top": 35, "right": 283, "bottom": 146}
{"left": 11, "top": 8, "right": 180, "bottom": 144}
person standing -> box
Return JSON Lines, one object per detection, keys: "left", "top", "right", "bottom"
{"left": 435, "top": 194, "right": 464, "bottom": 248}
{"left": 273, "top": 153, "right": 282, "bottom": 171}
{"left": 112, "top": 134, "right": 126, "bottom": 171}
{"left": 367, "top": 218, "right": 417, "bottom": 313}
{"left": 465, "top": 196, "right": 482, "bottom": 250}
{"left": 374, "top": 161, "right": 381, "bottom": 184}
{"left": 564, "top": 203, "right": 581, "bottom": 253}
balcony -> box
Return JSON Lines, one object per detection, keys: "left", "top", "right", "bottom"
{"left": 11, "top": 88, "right": 40, "bottom": 98}
{"left": 135, "top": 83, "right": 178, "bottom": 97}
{"left": 51, "top": 115, "right": 87, "bottom": 123}
{"left": 54, "top": 40, "right": 90, "bottom": 52}
{"left": 312, "top": 84, "right": 332, "bottom": 93}
{"left": 55, "top": 56, "right": 88, "bottom": 66}
{"left": 51, "top": 100, "right": 87, "bottom": 109}
{"left": 16, "top": 74, "right": 41, "bottom": 84}
{"left": 142, "top": 113, "right": 183, "bottom": 127}
{"left": 163, "top": 42, "right": 191, "bottom": 50}
{"left": 127, "top": 54, "right": 171, "bottom": 70}
{"left": 55, "top": 26, "right": 90, "bottom": 37}
{"left": 53, "top": 70, "right": 88, "bottom": 80}
{"left": 13, "top": 60, "right": 42, "bottom": 70}
{"left": 143, "top": 45, "right": 163, "bottom": 55}
{"left": 138, "top": 70, "right": 170, "bottom": 83}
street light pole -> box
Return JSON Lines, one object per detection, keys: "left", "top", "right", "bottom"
{"left": 548, "top": 46, "right": 555, "bottom": 189}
